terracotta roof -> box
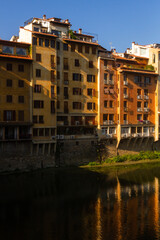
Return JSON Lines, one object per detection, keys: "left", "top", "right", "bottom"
{"left": 119, "top": 68, "right": 158, "bottom": 75}
{"left": 0, "top": 39, "right": 30, "bottom": 47}
{"left": 113, "top": 55, "right": 137, "bottom": 62}
{"left": 20, "top": 27, "right": 57, "bottom": 38}
{"left": 73, "top": 32, "right": 94, "bottom": 38}
{"left": 0, "top": 53, "right": 33, "bottom": 61}
{"left": 63, "top": 38, "right": 99, "bottom": 46}
{"left": 131, "top": 54, "right": 149, "bottom": 59}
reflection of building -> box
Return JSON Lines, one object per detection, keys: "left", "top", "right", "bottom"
{"left": 0, "top": 40, "right": 32, "bottom": 155}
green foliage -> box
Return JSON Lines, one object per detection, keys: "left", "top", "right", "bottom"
{"left": 88, "top": 161, "right": 100, "bottom": 166}
{"left": 144, "top": 65, "right": 154, "bottom": 71}
{"left": 104, "top": 151, "right": 160, "bottom": 164}
{"left": 69, "top": 30, "right": 77, "bottom": 39}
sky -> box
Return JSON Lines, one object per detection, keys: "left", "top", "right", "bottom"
{"left": 1, "top": 0, "right": 160, "bottom": 52}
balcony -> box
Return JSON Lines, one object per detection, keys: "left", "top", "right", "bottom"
{"left": 144, "top": 108, "right": 149, "bottom": 112}
{"left": 137, "top": 107, "right": 143, "bottom": 112}
{"left": 124, "top": 81, "right": 128, "bottom": 86}
{"left": 124, "top": 94, "right": 128, "bottom": 99}
{"left": 137, "top": 95, "right": 142, "bottom": 100}
{"left": 144, "top": 95, "right": 149, "bottom": 100}
{"left": 123, "top": 120, "right": 128, "bottom": 124}
{"left": 103, "top": 120, "right": 114, "bottom": 125}
{"left": 121, "top": 133, "right": 130, "bottom": 138}
{"left": 104, "top": 80, "right": 109, "bottom": 85}
{"left": 144, "top": 120, "right": 150, "bottom": 124}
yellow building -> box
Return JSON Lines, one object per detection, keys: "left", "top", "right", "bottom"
{"left": 0, "top": 40, "right": 32, "bottom": 155}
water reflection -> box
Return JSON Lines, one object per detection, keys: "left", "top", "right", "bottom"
{"left": 1, "top": 165, "right": 160, "bottom": 240}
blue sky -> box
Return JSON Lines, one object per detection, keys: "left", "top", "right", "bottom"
{"left": 1, "top": 0, "right": 160, "bottom": 52}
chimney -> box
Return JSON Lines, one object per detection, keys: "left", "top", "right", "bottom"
{"left": 79, "top": 28, "right": 82, "bottom": 34}
{"left": 43, "top": 14, "right": 46, "bottom": 19}
{"left": 65, "top": 19, "right": 69, "bottom": 23}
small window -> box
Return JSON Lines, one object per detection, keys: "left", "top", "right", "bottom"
{"left": 34, "top": 84, "right": 41, "bottom": 93}
{"left": 89, "top": 61, "right": 93, "bottom": 68}
{"left": 18, "top": 80, "right": 24, "bottom": 87}
{"left": 33, "top": 128, "right": 38, "bottom": 136}
{"left": 71, "top": 43, "right": 75, "bottom": 52}
{"left": 57, "top": 56, "right": 60, "bottom": 65}
{"left": 45, "top": 39, "right": 49, "bottom": 47}
{"left": 36, "top": 54, "right": 41, "bottom": 62}
{"left": 6, "top": 95, "right": 12, "bottom": 103}
{"left": 45, "top": 128, "right": 50, "bottom": 136}
{"left": 36, "top": 69, "right": 41, "bottom": 77}
{"left": 85, "top": 45, "right": 89, "bottom": 54}
{"left": 104, "top": 100, "right": 107, "bottom": 108}
{"left": 78, "top": 45, "right": 83, "bottom": 53}
{"left": 39, "top": 38, "right": 43, "bottom": 46}
{"left": 92, "top": 47, "right": 96, "bottom": 54}
{"left": 87, "top": 89, "right": 92, "bottom": 96}
{"left": 57, "top": 71, "right": 60, "bottom": 80}
{"left": 56, "top": 41, "right": 60, "bottom": 50}
{"left": 33, "top": 37, "right": 37, "bottom": 45}
{"left": 39, "top": 128, "right": 44, "bottom": 136}
{"left": 18, "top": 96, "right": 24, "bottom": 103}
{"left": 63, "top": 43, "right": 68, "bottom": 51}
{"left": 6, "top": 63, "right": 12, "bottom": 71}
{"left": 51, "top": 40, "right": 55, "bottom": 48}
{"left": 57, "top": 101, "right": 60, "bottom": 109}
{"left": 39, "top": 115, "right": 44, "bottom": 123}
{"left": 34, "top": 100, "right": 44, "bottom": 108}
{"left": 18, "top": 64, "right": 24, "bottom": 72}
{"left": 57, "top": 86, "right": 60, "bottom": 95}
{"left": 33, "top": 115, "right": 38, "bottom": 123}
{"left": 75, "top": 59, "right": 80, "bottom": 67}
{"left": 6, "top": 79, "right": 12, "bottom": 87}
{"left": 18, "top": 111, "right": 24, "bottom": 121}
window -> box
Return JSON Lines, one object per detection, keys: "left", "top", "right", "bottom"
{"left": 144, "top": 89, "right": 148, "bottom": 95}
{"left": 56, "top": 41, "right": 60, "bottom": 50}
{"left": 36, "top": 54, "right": 41, "bottom": 62}
{"left": 73, "top": 88, "right": 81, "bottom": 95}
{"left": 33, "top": 128, "right": 38, "bottom": 137}
{"left": 78, "top": 45, "right": 83, "bottom": 53}
{"left": 109, "top": 101, "right": 113, "bottom": 108}
{"left": 144, "top": 77, "right": 151, "bottom": 85}
{"left": 87, "top": 102, "right": 95, "bottom": 110}
{"left": 85, "top": 45, "right": 89, "bottom": 54}
{"left": 124, "top": 114, "right": 127, "bottom": 121}
{"left": 3, "top": 110, "right": 16, "bottom": 121}
{"left": 34, "top": 84, "right": 41, "bottom": 93}
{"left": 71, "top": 43, "right": 75, "bottom": 52}
{"left": 153, "top": 54, "right": 155, "bottom": 63}
{"left": 57, "top": 86, "right": 60, "bottom": 95}
{"left": 18, "top": 111, "right": 24, "bottom": 121}
{"left": 39, "top": 128, "right": 44, "bottom": 136}
{"left": 63, "top": 43, "right": 68, "bottom": 51}
{"left": 2, "top": 46, "right": 14, "bottom": 54}
{"left": 87, "top": 88, "right": 92, "bottom": 96}
{"left": 89, "top": 61, "right": 93, "bottom": 68}
{"left": 134, "top": 76, "right": 141, "bottom": 83}
{"left": 51, "top": 101, "right": 55, "bottom": 113}
{"left": 137, "top": 101, "right": 141, "bottom": 108}
{"left": 73, "top": 102, "right": 82, "bottom": 109}
{"left": 51, "top": 70, "right": 55, "bottom": 82}
{"left": 51, "top": 55, "right": 55, "bottom": 69}
{"left": 63, "top": 58, "right": 68, "bottom": 69}
{"left": 75, "top": 59, "right": 80, "bottom": 67}
{"left": 36, "top": 69, "right": 41, "bottom": 77}
{"left": 39, "top": 38, "right": 43, "bottom": 46}
{"left": 51, "top": 86, "right": 55, "bottom": 97}
{"left": 51, "top": 40, "right": 55, "bottom": 48}
{"left": 6, "top": 63, "right": 12, "bottom": 71}
{"left": 104, "top": 100, "right": 108, "bottom": 108}
{"left": 64, "top": 72, "right": 68, "bottom": 81}
{"left": 137, "top": 114, "right": 142, "bottom": 120}
{"left": 110, "top": 73, "right": 113, "bottom": 81}
{"left": 18, "top": 96, "right": 24, "bottom": 103}
{"left": 33, "top": 37, "right": 37, "bottom": 45}
{"left": 34, "top": 100, "right": 44, "bottom": 108}
{"left": 6, "top": 95, "right": 12, "bottom": 103}
{"left": 18, "top": 64, "right": 24, "bottom": 72}
{"left": 92, "top": 47, "right": 96, "bottom": 54}
{"left": 6, "top": 79, "right": 12, "bottom": 87}
{"left": 57, "top": 71, "right": 60, "bottom": 80}
{"left": 124, "top": 74, "right": 127, "bottom": 81}
{"left": 39, "top": 115, "right": 44, "bottom": 123}
{"left": 104, "top": 73, "right": 107, "bottom": 80}
{"left": 57, "top": 101, "right": 60, "bottom": 109}
{"left": 103, "top": 114, "right": 108, "bottom": 121}
{"left": 124, "top": 101, "right": 127, "bottom": 108}
{"left": 34, "top": 27, "right": 39, "bottom": 32}
{"left": 87, "top": 75, "right": 95, "bottom": 82}
{"left": 45, "top": 39, "right": 49, "bottom": 47}
{"left": 57, "top": 56, "right": 60, "bottom": 65}
{"left": 18, "top": 80, "right": 24, "bottom": 87}
{"left": 73, "top": 73, "right": 81, "bottom": 81}
{"left": 104, "top": 60, "right": 107, "bottom": 66}
{"left": 16, "top": 48, "right": 27, "bottom": 56}
{"left": 33, "top": 115, "right": 38, "bottom": 123}
{"left": 45, "top": 128, "right": 49, "bottom": 136}
{"left": 144, "top": 101, "right": 148, "bottom": 108}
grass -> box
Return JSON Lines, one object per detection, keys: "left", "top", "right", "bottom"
{"left": 88, "top": 151, "right": 160, "bottom": 166}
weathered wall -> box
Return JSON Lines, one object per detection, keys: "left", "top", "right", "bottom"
{"left": 56, "top": 138, "right": 98, "bottom": 166}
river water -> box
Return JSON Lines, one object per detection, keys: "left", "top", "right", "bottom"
{"left": 1, "top": 162, "right": 160, "bottom": 240}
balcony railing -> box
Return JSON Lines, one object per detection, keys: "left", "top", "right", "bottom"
{"left": 144, "top": 108, "right": 149, "bottom": 112}
{"left": 124, "top": 94, "right": 128, "bottom": 99}
{"left": 144, "top": 95, "right": 149, "bottom": 100}
{"left": 64, "top": 80, "right": 69, "bottom": 85}
{"left": 137, "top": 95, "right": 142, "bottom": 100}
{"left": 103, "top": 120, "right": 114, "bottom": 125}
{"left": 137, "top": 107, "right": 143, "bottom": 112}
{"left": 124, "top": 81, "right": 128, "bottom": 86}
{"left": 124, "top": 107, "right": 128, "bottom": 112}
{"left": 123, "top": 120, "right": 128, "bottom": 124}
{"left": 121, "top": 133, "right": 130, "bottom": 138}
